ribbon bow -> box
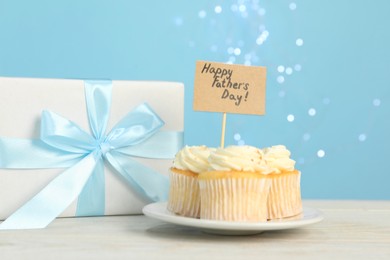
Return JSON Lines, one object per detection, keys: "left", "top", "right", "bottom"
{"left": 0, "top": 80, "right": 182, "bottom": 229}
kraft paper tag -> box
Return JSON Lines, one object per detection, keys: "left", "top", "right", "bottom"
{"left": 193, "top": 61, "right": 266, "bottom": 115}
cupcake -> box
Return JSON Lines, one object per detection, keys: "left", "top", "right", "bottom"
{"left": 167, "top": 145, "right": 214, "bottom": 218}
{"left": 198, "top": 145, "right": 272, "bottom": 222}
{"left": 263, "top": 145, "right": 302, "bottom": 220}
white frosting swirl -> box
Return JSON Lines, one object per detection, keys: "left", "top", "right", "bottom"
{"left": 208, "top": 145, "right": 272, "bottom": 173}
{"left": 262, "top": 145, "right": 296, "bottom": 173}
{"left": 173, "top": 145, "right": 215, "bottom": 174}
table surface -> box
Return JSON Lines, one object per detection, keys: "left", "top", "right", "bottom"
{"left": 1, "top": 200, "right": 389, "bottom": 260}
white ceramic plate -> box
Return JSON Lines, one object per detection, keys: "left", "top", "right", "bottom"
{"left": 143, "top": 202, "right": 324, "bottom": 235}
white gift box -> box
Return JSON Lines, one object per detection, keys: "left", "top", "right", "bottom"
{"left": 0, "top": 77, "right": 184, "bottom": 220}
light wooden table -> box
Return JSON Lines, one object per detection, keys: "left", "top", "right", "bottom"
{"left": 1, "top": 200, "right": 389, "bottom": 260}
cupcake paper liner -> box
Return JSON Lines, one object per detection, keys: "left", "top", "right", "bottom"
{"left": 199, "top": 177, "right": 270, "bottom": 222}
{"left": 167, "top": 170, "right": 200, "bottom": 218}
{"left": 267, "top": 171, "right": 302, "bottom": 219}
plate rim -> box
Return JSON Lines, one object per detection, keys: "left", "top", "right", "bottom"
{"left": 142, "top": 202, "right": 324, "bottom": 231}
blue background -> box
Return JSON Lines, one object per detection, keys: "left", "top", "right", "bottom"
{"left": 1, "top": 1, "right": 389, "bottom": 200}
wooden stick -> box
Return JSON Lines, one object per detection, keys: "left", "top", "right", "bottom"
{"left": 220, "top": 112, "right": 227, "bottom": 148}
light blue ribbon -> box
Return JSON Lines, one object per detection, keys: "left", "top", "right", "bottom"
{"left": 0, "top": 80, "right": 183, "bottom": 229}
